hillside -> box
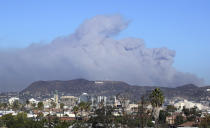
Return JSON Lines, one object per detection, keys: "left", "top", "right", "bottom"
{"left": 20, "top": 79, "right": 210, "bottom": 101}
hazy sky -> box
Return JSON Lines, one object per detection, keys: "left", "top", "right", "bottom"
{"left": 0, "top": 0, "right": 209, "bottom": 90}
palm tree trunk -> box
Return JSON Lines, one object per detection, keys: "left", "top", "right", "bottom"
{"left": 153, "top": 107, "right": 161, "bottom": 128}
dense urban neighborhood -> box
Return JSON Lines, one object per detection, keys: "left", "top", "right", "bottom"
{"left": 0, "top": 80, "right": 210, "bottom": 128}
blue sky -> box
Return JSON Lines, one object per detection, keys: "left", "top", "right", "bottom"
{"left": 0, "top": 0, "right": 210, "bottom": 84}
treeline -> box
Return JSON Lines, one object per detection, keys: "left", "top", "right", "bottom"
{"left": 0, "top": 113, "right": 71, "bottom": 128}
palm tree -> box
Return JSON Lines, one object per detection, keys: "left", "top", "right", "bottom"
{"left": 149, "top": 88, "right": 164, "bottom": 128}
{"left": 60, "top": 103, "right": 64, "bottom": 110}
{"left": 26, "top": 99, "right": 30, "bottom": 109}
{"left": 2, "top": 103, "right": 8, "bottom": 114}
{"left": 73, "top": 106, "right": 79, "bottom": 120}
{"left": 84, "top": 102, "right": 91, "bottom": 118}
{"left": 60, "top": 103, "right": 64, "bottom": 118}
{"left": 38, "top": 102, "right": 44, "bottom": 111}
{"left": 78, "top": 102, "right": 86, "bottom": 117}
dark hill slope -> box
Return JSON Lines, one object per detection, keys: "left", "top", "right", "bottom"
{"left": 21, "top": 79, "right": 210, "bottom": 101}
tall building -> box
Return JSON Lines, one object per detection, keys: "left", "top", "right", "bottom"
{"left": 60, "top": 96, "right": 78, "bottom": 108}
{"left": 97, "top": 96, "right": 107, "bottom": 105}
{"left": 54, "top": 90, "right": 59, "bottom": 104}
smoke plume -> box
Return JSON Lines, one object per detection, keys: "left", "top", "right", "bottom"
{"left": 0, "top": 15, "right": 204, "bottom": 91}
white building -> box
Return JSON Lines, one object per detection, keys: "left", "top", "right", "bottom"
{"left": 126, "top": 104, "right": 138, "bottom": 113}
{"left": 0, "top": 110, "right": 17, "bottom": 117}
{"left": 60, "top": 96, "right": 78, "bottom": 108}
{"left": 8, "top": 97, "right": 19, "bottom": 105}
{"left": 27, "top": 113, "right": 37, "bottom": 118}
{"left": 97, "top": 96, "right": 107, "bottom": 105}
{"left": 29, "top": 98, "right": 39, "bottom": 104}
{"left": 43, "top": 98, "right": 54, "bottom": 109}
{"left": 174, "top": 99, "right": 208, "bottom": 110}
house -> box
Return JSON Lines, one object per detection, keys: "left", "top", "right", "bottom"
{"left": 166, "top": 115, "right": 177, "bottom": 125}
{"left": 126, "top": 103, "right": 138, "bottom": 113}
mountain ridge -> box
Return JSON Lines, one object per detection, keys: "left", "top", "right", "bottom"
{"left": 20, "top": 79, "right": 210, "bottom": 101}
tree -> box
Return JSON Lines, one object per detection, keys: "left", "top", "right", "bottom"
{"left": 139, "top": 96, "right": 150, "bottom": 128}
{"left": 73, "top": 106, "right": 79, "bottom": 120}
{"left": 89, "top": 105, "right": 117, "bottom": 128}
{"left": 175, "top": 115, "right": 184, "bottom": 126}
{"left": 26, "top": 99, "right": 30, "bottom": 108}
{"left": 84, "top": 102, "right": 91, "bottom": 115}
{"left": 182, "top": 106, "right": 190, "bottom": 116}
{"left": 36, "top": 112, "right": 44, "bottom": 121}
{"left": 0, "top": 103, "right": 2, "bottom": 109}
{"left": 166, "top": 105, "right": 177, "bottom": 113}
{"left": 159, "top": 110, "right": 169, "bottom": 124}
{"left": 1, "top": 113, "right": 15, "bottom": 127}
{"left": 31, "top": 103, "right": 36, "bottom": 109}
{"left": 60, "top": 103, "right": 64, "bottom": 110}
{"left": 77, "top": 102, "right": 90, "bottom": 117}
{"left": 182, "top": 106, "right": 201, "bottom": 122}
{"left": 50, "top": 101, "right": 56, "bottom": 110}
{"left": 200, "top": 115, "right": 210, "bottom": 128}
{"left": 0, "top": 112, "right": 70, "bottom": 128}
{"left": 2, "top": 103, "right": 8, "bottom": 114}
{"left": 12, "top": 100, "right": 20, "bottom": 111}
{"left": 59, "top": 103, "right": 65, "bottom": 118}
{"left": 149, "top": 88, "right": 164, "bottom": 128}
{"left": 38, "top": 102, "right": 44, "bottom": 111}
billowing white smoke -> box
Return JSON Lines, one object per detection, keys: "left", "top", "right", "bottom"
{"left": 0, "top": 15, "right": 204, "bottom": 91}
